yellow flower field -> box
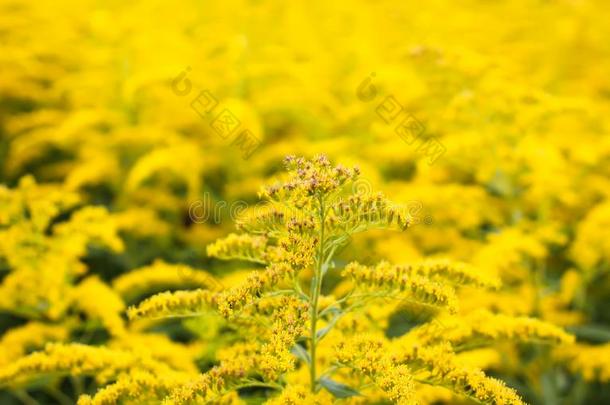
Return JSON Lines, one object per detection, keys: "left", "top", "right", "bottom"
{"left": 1, "top": 0, "right": 609, "bottom": 404}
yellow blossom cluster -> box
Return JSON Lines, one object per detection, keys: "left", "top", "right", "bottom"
{"left": 343, "top": 261, "right": 461, "bottom": 313}
{"left": 556, "top": 343, "right": 610, "bottom": 383}
{"left": 0, "top": 323, "right": 68, "bottom": 367}
{"left": 0, "top": 343, "right": 171, "bottom": 387}
{"left": 405, "top": 310, "right": 575, "bottom": 350}
{"left": 397, "top": 343, "right": 525, "bottom": 405}
{"left": 335, "top": 336, "right": 415, "bottom": 404}
{"left": 112, "top": 260, "right": 223, "bottom": 302}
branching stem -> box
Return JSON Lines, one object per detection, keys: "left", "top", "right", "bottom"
{"left": 309, "top": 195, "right": 326, "bottom": 392}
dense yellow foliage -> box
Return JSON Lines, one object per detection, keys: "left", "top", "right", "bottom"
{"left": 1, "top": 0, "right": 610, "bottom": 404}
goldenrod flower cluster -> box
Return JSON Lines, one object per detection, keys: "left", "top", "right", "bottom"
{"left": 0, "top": 343, "right": 170, "bottom": 387}
{"left": 207, "top": 234, "right": 277, "bottom": 265}
{"left": 0, "top": 323, "right": 68, "bottom": 367}
{"left": 112, "top": 260, "right": 223, "bottom": 302}
{"left": 556, "top": 343, "right": 610, "bottom": 383}
{"left": 397, "top": 343, "right": 525, "bottom": 405}
{"left": 335, "top": 336, "right": 415, "bottom": 404}
{"left": 406, "top": 310, "right": 575, "bottom": 350}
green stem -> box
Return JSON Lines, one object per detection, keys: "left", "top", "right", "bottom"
{"left": 13, "top": 390, "right": 39, "bottom": 405}
{"left": 292, "top": 275, "right": 309, "bottom": 301}
{"left": 232, "top": 381, "right": 283, "bottom": 390}
{"left": 45, "top": 387, "right": 73, "bottom": 405}
{"left": 71, "top": 376, "right": 84, "bottom": 398}
{"left": 309, "top": 195, "right": 326, "bottom": 392}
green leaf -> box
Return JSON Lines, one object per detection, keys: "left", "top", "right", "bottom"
{"left": 321, "top": 262, "right": 330, "bottom": 276}
{"left": 316, "top": 324, "right": 333, "bottom": 340}
{"left": 566, "top": 324, "right": 610, "bottom": 343}
{"left": 540, "top": 371, "right": 559, "bottom": 405}
{"left": 290, "top": 344, "right": 310, "bottom": 364}
{"left": 319, "top": 377, "right": 361, "bottom": 398}
{"left": 316, "top": 309, "right": 343, "bottom": 340}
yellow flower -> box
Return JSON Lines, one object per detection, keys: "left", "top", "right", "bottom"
{"left": 264, "top": 384, "right": 333, "bottom": 404}
{"left": 127, "top": 289, "right": 215, "bottom": 320}
{"left": 556, "top": 343, "right": 610, "bottom": 383}
{"left": 396, "top": 343, "right": 524, "bottom": 405}
{"left": 0, "top": 322, "right": 68, "bottom": 367}
{"left": 0, "top": 343, "right": 169, "bottom": 387}
{"left": 113, "top": 259, "right": 222, "bottom": 302}
{"left": 71, "top": 276, "right": 126, "bottom": 337}
{"left": 343, "top": 261, "right": 459, "bottom": 313}
{"left": 404, "top": 309, "right": 574, "bottom": 349}
{"left": 335, "top": 335, "right": 415, "bottom": 404}
{"left": 77, "top": 370, "right": 190, "bottom": 405}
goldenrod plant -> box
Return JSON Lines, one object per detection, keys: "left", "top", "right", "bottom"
{"left": 121, "top": 156, "right": 570, "bottom": 404}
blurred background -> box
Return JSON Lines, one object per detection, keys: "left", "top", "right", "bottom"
{"left": 1, "top": 0, "right": 609, "bottom": 403}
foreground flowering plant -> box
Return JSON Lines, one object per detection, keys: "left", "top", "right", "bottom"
{"left": 0, "top": 157, "right": 574, "bottom": 404}
{"left": 122, "top": 156, "right": 571, "bottom": 404}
